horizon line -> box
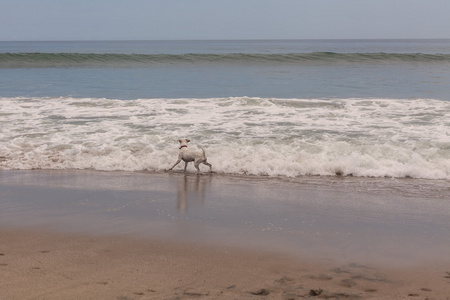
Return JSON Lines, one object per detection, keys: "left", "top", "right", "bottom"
{"left": 1, "top": 38, "right": 450, "bottom": 43}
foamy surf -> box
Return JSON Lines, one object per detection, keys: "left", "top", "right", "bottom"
{"left": 0, "top": 97, "right": 448, "bottom": 179}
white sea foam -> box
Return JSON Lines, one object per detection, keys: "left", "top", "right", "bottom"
{"left": 0, "top": 97, "right": 449, "bottom": 179}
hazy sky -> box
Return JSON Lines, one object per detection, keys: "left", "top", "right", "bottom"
{"left": 1, "top": 0, "right": 449, "bottom": 41}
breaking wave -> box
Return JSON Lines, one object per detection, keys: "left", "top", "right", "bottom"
{"left": 2, "top": 52, "right": 450, "bottom": 68}
{"left": 0, "top": 96, "right": 449, "bottom": 179}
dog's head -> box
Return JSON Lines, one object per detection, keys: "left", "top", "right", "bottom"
{"left": 178, "top": 139, "right": 190, "bottom": 149}
{"left": 178, "top": 138, "right": 190, "bottom": 144}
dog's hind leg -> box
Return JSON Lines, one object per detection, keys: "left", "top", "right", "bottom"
{"left": 194, "top": 162, "right": 201, "bottom": 173}
{"left": 202, "top": 160, "right": 212, "bottom": 172}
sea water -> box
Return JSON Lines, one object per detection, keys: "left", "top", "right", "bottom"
{"left": 0, "top": 40, "right": 449, "bottom": 179}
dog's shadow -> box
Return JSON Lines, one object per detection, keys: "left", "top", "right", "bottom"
{"left": 176, "top": 174, "right": 211, "bottom": 213}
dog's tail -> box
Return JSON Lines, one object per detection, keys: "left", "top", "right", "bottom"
{"left": 199, "top": 146, "right": 206, "bottom": 157}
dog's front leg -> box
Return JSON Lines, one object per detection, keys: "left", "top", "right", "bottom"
{"left": 169, "top": 159, "right": 182, "bottom": 170}
{"left": 184, "top": 161, "right": 189, "bottom": 171}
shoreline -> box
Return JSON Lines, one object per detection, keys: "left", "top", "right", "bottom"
{"left": 1, "top": 169, "right": 450, "bottom": 298}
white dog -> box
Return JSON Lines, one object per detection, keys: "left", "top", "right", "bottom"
{"left": 169, "top": 139, "right": 212, "bottom": 173}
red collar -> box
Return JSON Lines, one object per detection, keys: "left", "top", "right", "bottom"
{"left": 179, "top": 145, "right": 188, "bottom": 149}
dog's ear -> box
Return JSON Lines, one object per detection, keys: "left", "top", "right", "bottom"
{"left": 178, "top": 139, "right": 182, "bottom": 143}
{"left": 186, "top": 139, "right": 190, "bottom": 143}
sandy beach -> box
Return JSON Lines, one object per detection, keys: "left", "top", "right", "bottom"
{"left": 1, "top": 170, "right": 450, "bottom": 299}
{"left": 2, "top": 228, "right": 450, "bottom": 300}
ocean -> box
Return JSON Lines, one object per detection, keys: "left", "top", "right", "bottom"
{"left": 1, "top": 39, "right": 449, "bottom": 179}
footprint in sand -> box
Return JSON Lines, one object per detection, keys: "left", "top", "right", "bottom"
{"left": 275, "top": 276, "right": 294, "bottom": 285}
{"left": 309, "top": 289, "right": 323, "bottom": 296}
{"left": 308, "top": 274, "right": 333, "bottom": 281}
{"left": 0, "top": 254, "right": 7, "bottom": 267}
{"left": 250, "top": 289, "right": 270, "bottom": 296}
{"left": 339, "top": 279, "right": 357, "bottom": 288}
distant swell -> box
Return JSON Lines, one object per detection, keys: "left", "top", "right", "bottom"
{"left": 2, "top": 52, "right": 450, "bottom": 68}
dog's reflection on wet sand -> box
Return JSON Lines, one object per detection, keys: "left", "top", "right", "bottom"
{"left": 176, "top": 174, "right": 212, "bottom": 213}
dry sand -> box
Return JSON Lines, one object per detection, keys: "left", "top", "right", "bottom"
{"left": 1, "top": 229, "right": 450, "bottom": 300}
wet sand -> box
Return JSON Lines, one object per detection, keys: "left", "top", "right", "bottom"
{"left": 1, "top": 170, "right": 450, "bottom": 299}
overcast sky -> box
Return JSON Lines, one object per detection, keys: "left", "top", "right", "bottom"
{"left": 1, "top": 0, "right": 449, "bottom": 41}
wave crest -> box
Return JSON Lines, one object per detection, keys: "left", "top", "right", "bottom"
{"left": 2, "top": 52, "right": 450, "bottom": 68}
